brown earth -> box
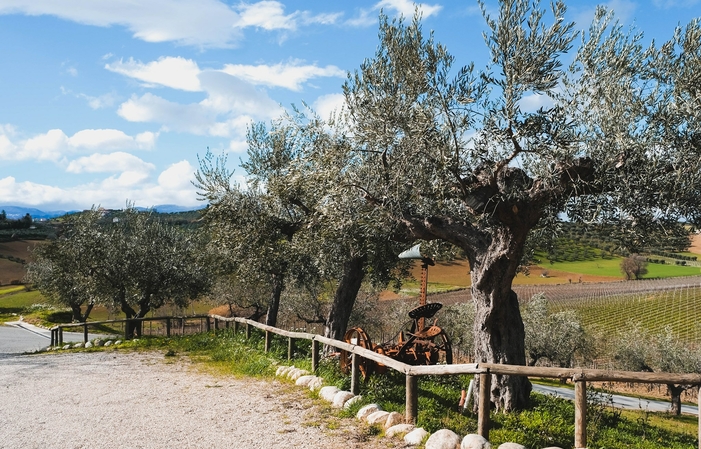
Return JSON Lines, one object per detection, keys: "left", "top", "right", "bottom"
{"left": 0, "top": 240, "right": 41, "bottom": 285}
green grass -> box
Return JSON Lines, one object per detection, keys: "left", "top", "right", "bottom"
{"left": 541, "top": 256, "right": 700, "bottom": 279}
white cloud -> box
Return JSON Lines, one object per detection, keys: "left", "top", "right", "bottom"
{"left": 105, "top": 57, "right": 202, "bottom": 91}
{"left": 0, "top": 128, "right": 158, "bottom": 162}
{"left": 345, "top": 0, "right": 441, "bottom": 27}
{"left": 519, "top": 93, "right": 555, "bottom": 113}
{"left": 0, "top": 160, "right": 202, "bottom": 209}
{"left": 375, "top": 0, "right": 442, "bottom": 19}
{"left": 313, "top": 93, "right": 347, "bottom": 121}
{"left": 117, "top": 72, "right": 282, "bottom": 136}
{"left": 0, "top": 0, "right": 343, "bottom": 48}
{"left": 66, "top": 151, "right": 155, "bottom": 175}
{"left": 221, "top": 61, "right": 345, "bottom": 91}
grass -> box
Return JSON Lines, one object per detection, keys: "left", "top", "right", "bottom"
{"left": 105, "top": 330, "right": 697, "bottom": 449}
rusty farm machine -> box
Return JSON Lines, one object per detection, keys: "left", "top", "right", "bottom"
{"left": 340, "top": 244, "right": 453, "bottom": 378}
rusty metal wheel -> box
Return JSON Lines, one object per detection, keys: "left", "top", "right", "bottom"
{"left": 340, "top": 327, "right": 375, "bottom": 378}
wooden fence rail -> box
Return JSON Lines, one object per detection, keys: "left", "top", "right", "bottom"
{"left": 51, "top": 314, "right": 701, "bottom": 449}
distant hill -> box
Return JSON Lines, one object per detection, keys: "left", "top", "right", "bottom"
{"left": 0, "top": 204, "right": 205, "bottom": 220}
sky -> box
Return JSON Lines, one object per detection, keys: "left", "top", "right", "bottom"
{"left": 0, "top": 0, "right": 699, "bottom": 212}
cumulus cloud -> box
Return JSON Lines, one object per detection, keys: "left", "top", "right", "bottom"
{"left": 313, "top": 93, "right": 347, "bottom": 121}
{"left": 519, "top": 93, "right": 555, "bottom": 113}
{"left": 105, "top": 57, "right": 202, "bottom": 91}
{"left": 0, "top": 128, "right": 158, "bottom": 162}
{"left": 0, "top": 160, "right": 201, "bottom": 210}
{"left": 117, "top": 71, "right": 282, "bottom": 137}
{"left": 346, "top": 0, "right": 442, "bottom": 26}
{"left": 221, "top": 61, "right": 345, "bottom": 91}
{"left": 79, "top": 91, "right": 119, "bottom": 109}
{"left": 0, "top": 0, "right": 342, "bottom": 48}
{"left": 66, "top": 151, "right": 155, "bottom": 175}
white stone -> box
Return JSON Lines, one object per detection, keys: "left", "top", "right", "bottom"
{"left": 425, "top": 429, "right": 461, "bottom": 449}
{"left": 404, "top": 428, "right": 429, "bottom": 446}
{"left": 343, "top": 395, "right": 362, "bottom": 409}
{"left": 332, "top": 391, "right": 355, "bottom": 408}
{"left": 275, "top": 366, "right": 288, "bottom": 376}
{"left": 319, "top": 386, "right": 340, "bottom": 402}
{"left": 384, "top": 411, "right": 404, "bottom": 429}
{"left": 356, "top": 404, "right": 381, "bottom": 420}
{"left": 103, "top": 341, "right": 113, "bottom": 347}
{"left": 62, "top": 345, "right": 71, "bottom": 350}
{"left": 93, "top": 339, "right": 103, "bottom": 347}
{"left": 386, "top": 423, "right": 414, "bottom": 438}
{"left": 308, "top": 377, "right": 324, "bottom": 391}
{"left": 285, "top": 367, "right": 300, "bottom": 378}
{"left": 72, "top": 343, "right": 84, "bottom": 349}
{"left": 114, "top": 340, "right": 122, "bottom": 345}
{"left": 84, "top": 342, "right": 93, "bottom": 348}
{"left": 288, "top": 369, "right": 309, "bottom": 381}
{"left": 461, "top": 434, "right": 492, "bottom": 449}
{"left": 497, "top": 444, "right": 525, "bottom": 449}
{"left": 295, "top": 375, "right": 315, "bottom": 386}
{"left": 366, "top": 410, "right": 390, "bottom": 425}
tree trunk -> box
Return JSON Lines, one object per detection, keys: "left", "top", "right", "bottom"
{"left": 265, "top": 272, "right": 284, "bottom": 327}
{"left": 121, "top": 299, "right": 138, "bottom": 339}
{"left": 668, "top": 384, "right": 684, "bottom": 415}
{"left": 324, "top": 255, "right": 366, "bottom": 341}
{"left": 470, "top": 227, "right": 532, "bottom": 412}
{"left": 70, "top": 304, "right": 84, "bottom": 323}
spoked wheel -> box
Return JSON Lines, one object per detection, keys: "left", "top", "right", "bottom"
{"left": 433, "top": 328, "right": 453, "bottom": 364}
{"left": 340, "top": 327, "right": 375, "bottom": 378}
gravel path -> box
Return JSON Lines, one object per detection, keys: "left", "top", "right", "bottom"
{"left": 0, "top": 351, "right": 403, "bottom": 449}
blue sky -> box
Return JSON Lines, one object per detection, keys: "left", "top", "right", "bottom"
{"left": 0, "top": 0, "right": 698, "bottom": 211}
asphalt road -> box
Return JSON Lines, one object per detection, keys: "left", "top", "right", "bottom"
{"left": 533, "top": 384, "right": 698, "bottom": 415}
{"left": 0, "top": 321, "right": 87, "bottom": 357}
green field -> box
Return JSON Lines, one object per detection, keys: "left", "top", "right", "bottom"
{"left": 541, "top": 256, "right": 700, "bottom": 279}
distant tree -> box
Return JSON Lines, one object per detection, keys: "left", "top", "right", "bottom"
{"left": 25, "top": 210, "right": 103, "bottom": 322}
{"left": 522, "top": 294, "right": 587, "bottom": 368}
{"left": 0, "top": 210, "right": 6, "bottom": 221}
{"left": 614, "top": 324, "right": 701, "bottom": 415}
{"left": 620, "top": 254, "right": 648, "bottom": 280}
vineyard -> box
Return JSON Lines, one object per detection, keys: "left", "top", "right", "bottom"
{"left": 433, "top": 275, "right": 701, "bottom": 344}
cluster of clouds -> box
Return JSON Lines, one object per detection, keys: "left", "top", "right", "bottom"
{"left": 0, "top": 0, "right": 441, "bottom": 209}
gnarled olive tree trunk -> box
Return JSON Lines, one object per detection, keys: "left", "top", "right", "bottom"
{"left": 470, "top": 226, "right": 532, "bottom": 411}
{"left": 265, "top": 272, "right": 284, "bottom": 327}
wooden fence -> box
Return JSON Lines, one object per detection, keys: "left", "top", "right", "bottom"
{"left": 52, "top": 314, "right": 701, "bottom": 449}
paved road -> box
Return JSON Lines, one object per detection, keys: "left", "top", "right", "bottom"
{"left": 0, "top": 321, "right": 88, "bottom": 357}
{"left": 533, "top": 384, "right": 698, "bottom": 415}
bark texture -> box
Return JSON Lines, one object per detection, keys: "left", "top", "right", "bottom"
{"left": 324, "top": 256, "right": 366, "bottom": 341}
{"left": 265, "top": 272, "right": 284, "bottom": 327}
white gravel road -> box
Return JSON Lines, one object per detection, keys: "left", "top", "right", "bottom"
{"left": 0, "top": 351, "right": 403, "bottom": 449}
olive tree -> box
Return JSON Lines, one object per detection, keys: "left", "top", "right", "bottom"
{"left": 26, "top": 210, "right": 104, "bottom": 322}
{"left": 337, "top": 2, "right": 701, "bottom": 410}
{"left": 522, "top": 294, "right": 587, "bottom": 367}
{"left": 614, "top": 324, "right": 701, "bottom": 415}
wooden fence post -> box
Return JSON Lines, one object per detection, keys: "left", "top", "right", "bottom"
{"left": 58, "top": 327, "right": 63, "bottom": 345}
{"left": 350, "top": 354, "right": 360, "bottom": 395}
{"left": 181, "top": 317, "right": 185, "bottom": 335}
{"left": 83, "top": 323, "right": 88, "bottom": 344}
{"left": 477, "top": 373, "right": 491, "bottom": 440}
{"left": 214, "top": 317, "right": 219, "bottom": 331}
{"left": 575, "top": 378, "right": 587, "bottom": 449}
{"left": 312, "top": 339, "right": 319, "bottom": 372}
{"left": 166, "top": 318, "right": 171, "bottom": 337}
{"left": 205, "top": 317, "right": 211, "bottom": 332}
{"left": 234, "top": 320, "right": 239, "bottom": 334}
{"left": 265, "top": 330, "right": 271, "bottom": 352}
{"left": 124, "top": 320, "right": 130, "bottom": 340}
{"left": 405, "top": 374, "right": 418, "bottom": 424}
{"left": 246, "top": 323, "right": 251, "bottom": 339}
{"left": 287, "top": 337, "right": 294, "bottom": 361}
{"left": 697, "top": 385, "right": 701, "bottom": 449}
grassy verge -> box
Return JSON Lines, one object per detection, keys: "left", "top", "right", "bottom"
{"left": 111, "top": 330, "right": 697, "bottom": 449}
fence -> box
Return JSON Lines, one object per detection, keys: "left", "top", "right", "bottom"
{"left": 49, "top": 315, "right": 211, "bottom": 346}
{"left": 51, "top": 314, "right": 701, "bottom": 449}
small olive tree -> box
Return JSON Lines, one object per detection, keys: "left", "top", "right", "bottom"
{"left": 620, "top": 254, "right": 648, "bottom": 280}
{"left": 614, "top": 324, "right": 701, "bottom": 415}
